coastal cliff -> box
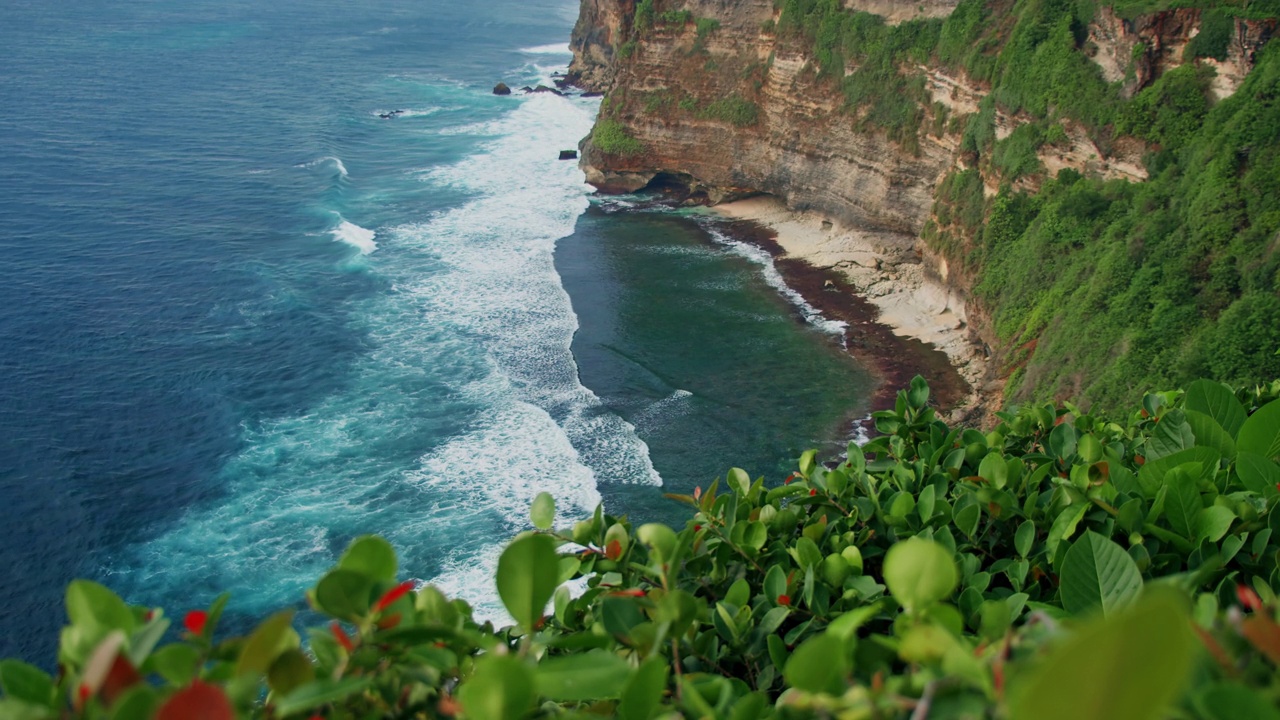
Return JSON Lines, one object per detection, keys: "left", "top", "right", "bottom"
{"left": 570, "top": 0, "right": 1280, "bottom": 416}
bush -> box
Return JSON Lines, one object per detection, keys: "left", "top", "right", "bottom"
{"left": 591, "top": 119, "right": 645, "bottom": 156}
{"left": 698, "top": 95, "right": 760, "bottom": 126}
{"left": 6, "top": 377, "right": 1280, "bottom": 719}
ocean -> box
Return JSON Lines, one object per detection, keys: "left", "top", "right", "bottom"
{"left": 0, "top": 0, "right": 872, "bottom": 661}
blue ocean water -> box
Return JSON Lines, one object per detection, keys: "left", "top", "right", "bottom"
{"left": 0, "top": 0, "right": 871, "bottom": 661}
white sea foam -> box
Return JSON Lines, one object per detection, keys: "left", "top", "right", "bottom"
{"left": 631, "top": 389, "right": 694, "bottom": 433}
{"left": 330, "top": 219, "right": 377, "bottom": 254}
{"left": 109, "top": 81, "right": 658, "bottom": 621}
{"left": 298, "top": 155, "right": 349, "bottom": 177}
{"left": 520, "top": 43, "right": 572, "bottom": 55}
{"left": 702, "top": 224, "right": 849, "bottom": 342}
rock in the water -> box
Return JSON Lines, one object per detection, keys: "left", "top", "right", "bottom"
{"left": 558, "top": 150, "right": 578, "bottom": 160}
{"left": 581, "top": 91, "right": 604, "bottom": 98}
{"left": 525, "top": 84, "right": 565, "bottom": 96}
{"left": 378, "top": 109, "right": 405, "bottom": 119}
{"left": 492, "top": 82, "right": 511, "bottom": 95}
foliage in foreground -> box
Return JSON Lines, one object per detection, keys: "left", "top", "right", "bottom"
{"left": 4, "top": 377, "right": 1280, "bottom": 719}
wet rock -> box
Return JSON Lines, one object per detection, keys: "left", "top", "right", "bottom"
{"left": 492, "top": 82, "right": 511, "bottom": 95}
{"left": 559, "top": 150, "right": 579, "bottom": 160}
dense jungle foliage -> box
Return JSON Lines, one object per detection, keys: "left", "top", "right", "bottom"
{"left": 4, "top": 377, "right": 1280, "bottom": 719}
{"left": 767, "top": 0, "right": 1280, "bottom": 411}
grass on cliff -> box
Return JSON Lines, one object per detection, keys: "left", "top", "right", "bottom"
{"left": 592, "top": 118, "right": 645, "bottom": 156}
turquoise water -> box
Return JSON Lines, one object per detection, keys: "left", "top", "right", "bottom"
{"left": 0, "top": 0, "right": 872, "bottom": 661}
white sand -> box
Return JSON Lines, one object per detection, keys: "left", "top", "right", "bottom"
{"left": 712, "top": 196, "right": 989, "bottom": 399}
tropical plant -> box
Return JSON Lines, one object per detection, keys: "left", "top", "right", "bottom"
{"left": 3, "top": 377, "right": 1280, "bottom": 719}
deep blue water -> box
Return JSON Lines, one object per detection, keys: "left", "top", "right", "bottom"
{"left": 0, "top": 0, "right": 872, "bottom": 661}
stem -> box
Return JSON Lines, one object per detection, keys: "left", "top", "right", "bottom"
{"left": 909, "top": 681, "right": 938, "bottom": 720}
{"left": 1142, "top": 523, "right": 1195, "bottom": 554}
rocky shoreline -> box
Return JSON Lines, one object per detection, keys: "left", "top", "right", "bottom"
{"left": 707, "top": 196, "right": 995, "bottom": 426}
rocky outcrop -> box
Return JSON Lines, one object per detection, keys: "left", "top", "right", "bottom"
{"left": 842, "top": 0, "right": 959, "bottom": 24}
{"left": 568, "top": 0, "right": 635, "bottom": 90}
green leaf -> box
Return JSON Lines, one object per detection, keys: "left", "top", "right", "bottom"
{"left": 458, "top": 655, "right": 534, "bottom": 720}
{"left": 145, "top": 644, "right": 201, "bottom": 687}
{"left": 1010, "top": 589, "right": 1195, "bottom": 720}
{"left": 1185, "top": 380, "right": 1247, "bottom": 438}
{"left": 314, "top": 569, "right": 375, "bottom": 620}
{"left": 267, "top": 649, "right": 315, "bottom": 697}
{"left": 1015, "top": 520, "right": 1035, "bottom": 558}
{"left": 882, "top": 538, "right": 958, "bottom": 612}
{"left": 235, "top": 610, "right": 298, "bottom": 678}
{"left": 1185, "top": 410, "right": 1236, "bottom": 458}
{"left": 1236, "top": 451, "right": 1280, "bottom": 497}
{"left": 337, "top": 535, "right": 397, "bottom": 583}
{"left": 1059, "top": 531, "right": 1143, "bottom": 617}
{"left": 917, "top": 484, "right": 937, "bottom": 521}
{"left": 1194, "top": 506, "right": 1235, "bottom": 544}
{"left": 1237, "top": 398, "right": 1280, "bottom": 461}
{"left": 1137, "top": 447, "right": 1220, "bottom": 498}
{"left": 1146, "top": 410, "right": 1195, "bottom": 460}
{"left": 1163, "top": 464, "right": 1204, "bottom": 539}
{"left": 0, "top": 699, "right": 55, "bottom": 720}
{"left": 907, "top": 375, "right": 930, "bottom": 409}
{"left": 496, "top": 534, "right": 560, "bottom": 631}
{"left": 66, "top": 581, "right": 135, "bottom": 634}
{"left": 273, "top": 677, "right": 372, "bottom": 717}
{"left": 530, "top": 492, "right": 555, "bottom": 530}
{"left": 126, "top": 618, "right": 171, "bottom": 667}
{"left": 535, "top": 650, "right": 631, "bottom": 701}
{"left": 1046, "top": 502, "right": 1088, "bottom": 559}
{"left": 728, "top": 467, "right": 751, "bottom": 495}
{"left": 1194, "top": 683, "right": 1280, "bottom": 720}
{"left": 618, "top": 659, "right": 668, "bottom": 720}
{"left": 0, "top": 661, "right": 54, "bottom": 708}
{"left": 953, "top": 502, "right": 980, "bottom": 538}
{"left": 784, "top": 633, "right": 846, "bottom": 694}
{"left": 107, "top": 686, "right": 159, "bottom": 720}
{"left": 765, "top": 564, "right": 787, "bottom": 604}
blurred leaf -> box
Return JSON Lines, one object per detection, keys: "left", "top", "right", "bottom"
{"left": 155, "top": 681, "right": 234, "bottom": 720}
{"left": 267, "top": 649, "right": 315, "bottom": 696}
{"left": 1011, "top": 590, "right": 1194, "bottom": 720}
{"left": 535, "top": 650, "right": 631, "bottom": 700}
{"left": 1194, "top": 506, "right": 1235, "bottom": 544}
{"left": 883, "top": 538, "right": 958, "bottom": 612}
{"left": 337, "top": 536, "right": 398, "bottom": 583}
{"left": 459, "top": 654, "right": 534, "bottom": 720}
{"left": 618, "top": 658, "right": 668, "bottom": 720}
{"left": 497, "top": 534, "right": 560, "bottom": 631}
{"left": 66, "top": 581, "right": 134, "bottom": 635}
{"left": 235, "top": 610, "right": 298, "bottom": 678}
{"left": 314, "top": 569, "right": 375, "bottom": 621}
{"left": 1059, "top": 531, "right": 1143, "bottom": 617}
{"left": 1194, "top": 683, "right": 1280, "bottom": 720}
{"left": 0, "top": 661, "right": 54, "bottom": 708}
{"left": 784, "top": 633, "right": 846, "bottom": 694}
{"left": 273, "top": 677, "right": 371, "bottom": 717}
{"left": 531, "top": 492, "right": 555, "bottom": 531}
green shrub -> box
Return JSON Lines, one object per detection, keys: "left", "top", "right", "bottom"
{"left": 591, "top": 119, "right": 645, "bottom": 155}
{"left": 8, "top": 377, "right": 1280, "bottom": 719}
{"left": 1186, "top": 8, "right": 1236, "bottom": 60}
{"left": 698, "top": 95, "right": 760, "bottom": 126}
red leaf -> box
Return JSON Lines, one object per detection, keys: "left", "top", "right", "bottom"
{"left": 184, "top": 610, "right": 208, "bottom": 636}
{"left": 693, "top": 486, "right": 702, "bottom": 501}
{"left": 809, "top": 488, "right": 817, "bottom": 496}
{"left": 376, "top": 613, "right": 403, "bottom": 630}
{"left": 331, "top": 621, "right": 355, "bottom": 652}
{"left": 693, "top": 524, "right": 702, "bottom": 532}
{"left": 157, "top": 681, "right": 234, "bottom": 720}
{"left": 76, "top": 684, "right": 91, "bottom": 710}
{"left": 777, "top": 594, "right": 791, "bottom": 606}
{"left": 605, "top": 539, "right": 623, "bottom": 561}
{"left": 101, "top": 654, "right": 142, "bottom": 706}
{"left": 1238, "top": 584, "right": 1265, "bottom": 612}
{"left": 374, "top": 581, "right": 416, "bottom": 613}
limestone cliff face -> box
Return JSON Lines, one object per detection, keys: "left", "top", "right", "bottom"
{"left": 570, "top": 0, "right": 1274, "bottom": 406}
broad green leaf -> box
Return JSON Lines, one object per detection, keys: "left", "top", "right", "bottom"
{"left": 496, "top": 534, "right": 560, "bottom": 631}
{"left": 458, "top": 655, "right": 534, "bottom": 720}
{"left": 536, "top": 650, "right": 631, "bottom": 700}
{"left": 1235, "top": 451, "right": 1280, "bottom": 497}
{"left": 1185, "top": 410, "right": 1236, "bottom": 458}
{"left": 783, "top": 633, "right": 846, "bottom": 694}
{"left": 107, "top": 686, "right": 159, "bottom": 720}
{"left": 0, "top": 661, "right": 54, "bottom": 708}
{"left": 1010, "top": 590, "right": 1194, "bottom": 720}
{"left": 1163, "top": 464, "right": 1204, "bottom": 539}
{"left": 742, "top": 521, "right": 767, "bottom": 552}
{"left": 791, "top": 536, "right": 823, "bottom": 569}
{"left": 953, "top": 502, "right": 980, "bottom": 538}
{"left": 1237, "top": 398, "right": 1280, "bottom": 461}
{"left": 126, "top": 617, "right": 171, "bottom": 667}
{"left": 1148, "top": 410, "right": 1196, "bottom": 461}
{"left": 917, "top": 484, "right": 936, "bottom": 521}
{"left": 0, "top": 699, "right": 55, "bottom": 720}
{"left": 1049, "top": 422, "right": 1077, "bottom": 461}
{"left": 637, "top": 523, "right": 677, "bottom": 561}
{"left": 314, "top": 569, "right": 375, "bottom": 620}
{"left": 145, "top": 644, "right": 201, "bottom": 687}
{"left": 979, "top": 452, "right": 1008, "bottom": 488}
{"left": 1077, "top": 434, "right": 1103, "bottom": 464}
{"left": 764, "top": 564, "right": 787, "bottom": 604}
{"left": 907, "top": 375, "right": 930, "bottom": 409}
{"left": 618, "top": 659, "right": 668, "bottom": 720}
{"left": 337, "top": 536, "right": 397, "bottom": 583}
{"left": 1194, "top": 683, "right": 1280, "bottom": 720}
{"left": 1137, "top": 447, "right": 1220, "bottom": 498}
{"left": 728, "top": 467, "right": 751, "bottom": 495}
{"left": 273, "top": 677, "right": 371, "bottom": 717}
{"left": 883, "top": 538, "right": 958, "bottom": 612}
{"left": 267, "top": 649, "right": 315, "bottom": 697}
{"left": 235, "top": 610, "right": 298, "bottom": 678}
{"left": 1015, "top": 520, "right": 1035, "bottom": 558}
{"left": 66, "top": 581, "right": 135, "bottom": 634}
{"left": 1185, "top": 380, "right": 1247, "bottom": 438}
{"left": 1059, "top": 531, "right": 1143, "bottom": 617}
{"left": 1194, "top": 506, "right": 1236, "bottom": 544}
{"left": 530, "top": 492, "right": 555, "bottom": 530}
{"left": 1046, "top": 503, "right": 1088, "bottom": 559}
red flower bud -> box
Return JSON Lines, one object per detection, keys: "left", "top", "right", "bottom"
{"left": 1237, "top": 584, "right": 1264, "bottom": 612}
{"left": 809, "top": 488, "right": 817, "bottom": 496}
{"left": 183, "top": 610, "right": 208, "bottom": 636}
{"left": 331, "top": 621, "right": 355, "bottom": 653}
{"left": 694, "top": 524, "right": 702, "bottom": 532}
{"left": 77, "top": 683, "right": 91, "bottom": 708}
{"left": 693, "top": 486, "right": 702, "bottom": 501}
{"left": 777, "top": 594, "right": 791, "bottom": 606}
{"left": 784, "top": 474, "right": 794, "bottom": 485}
{"left": 605, "top": 539, "right": 623, "bottom": 561}
{"left": 374, "top": 581, "right": 415, "bottom": 613}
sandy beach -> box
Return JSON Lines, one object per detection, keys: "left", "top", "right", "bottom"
{"left": 711, "top": 196, "right": 991, "bottom": 421}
